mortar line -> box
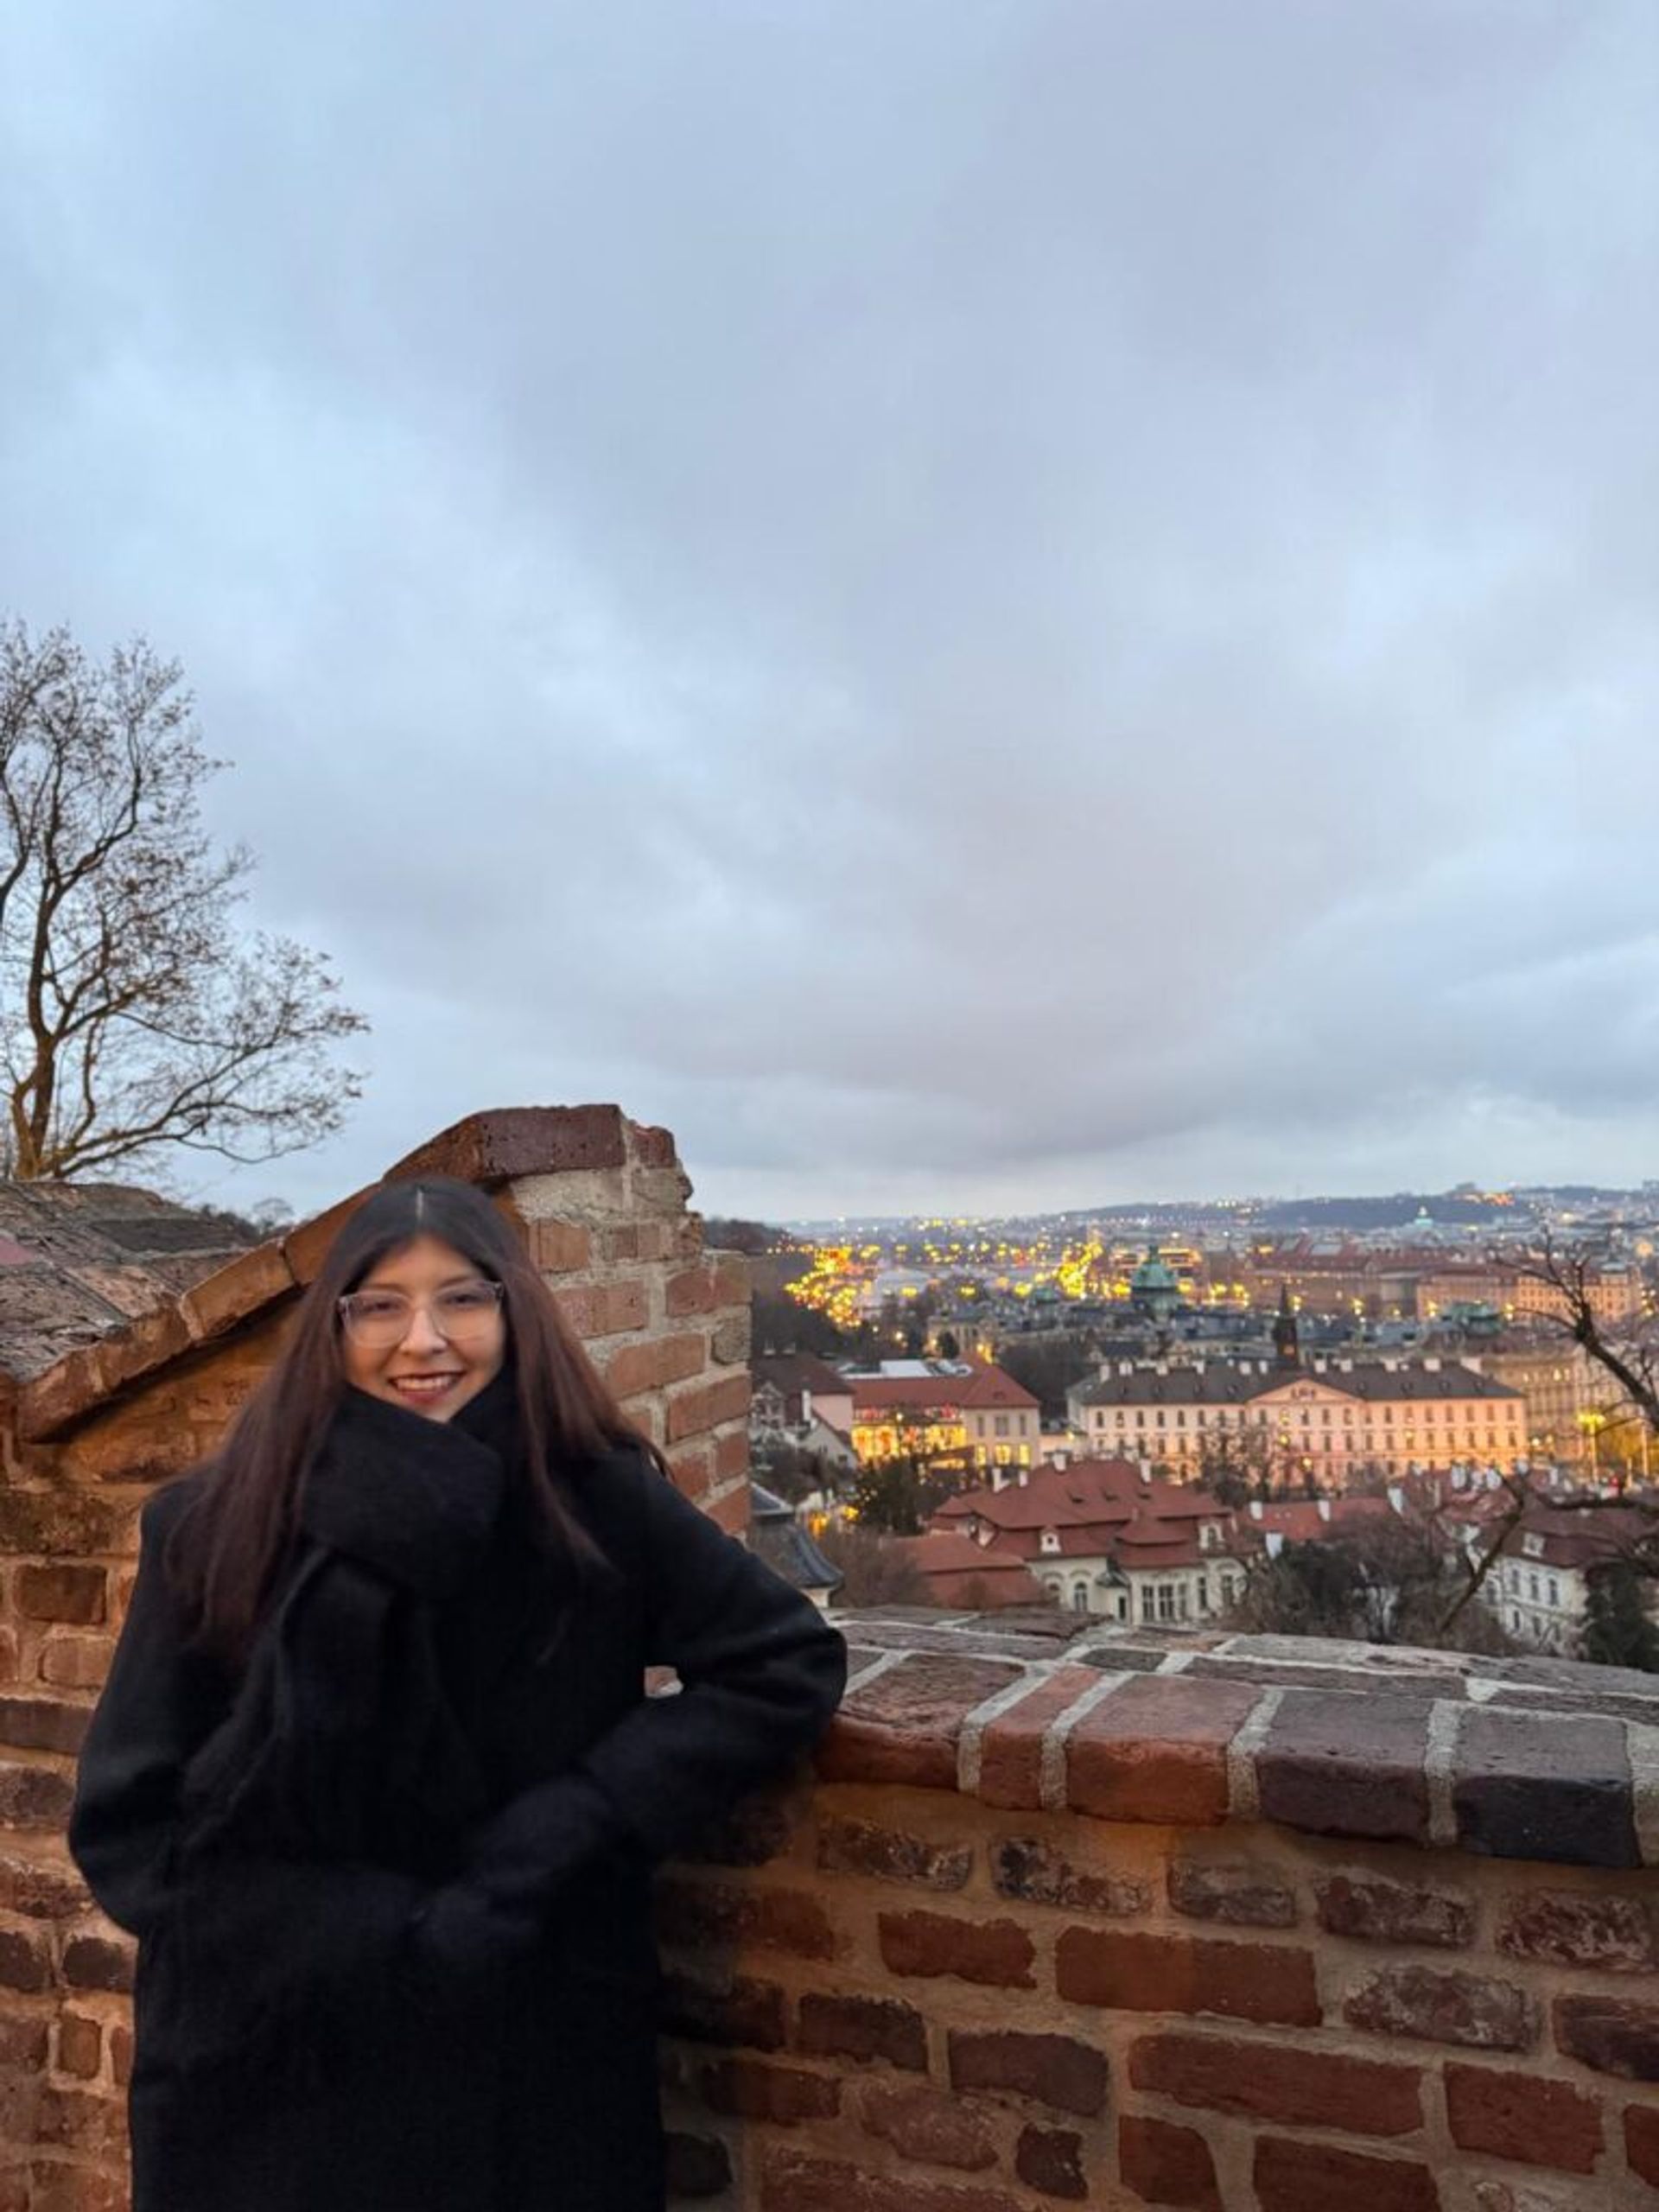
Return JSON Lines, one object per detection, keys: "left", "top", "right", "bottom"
{"left": 957, "top": 1669, "right": 1050, "bottom": 1796}
{"left": 1425, "top": 1698, "right": 1465, "bottom": 1849}
{"left": 1039, "top": 1669, "right": 1131, "bottom": 1810}
{"left": 1225, "top": 1686, "right": 1284, "bottom": 1821}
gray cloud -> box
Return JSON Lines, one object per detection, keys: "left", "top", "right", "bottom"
{"left": 2, "top": 0, "right": 1656, "bottom": 1218}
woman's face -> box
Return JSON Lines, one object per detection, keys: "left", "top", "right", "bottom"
{"left": 339, "top": 1234, "right": 507, "bottom": 1421}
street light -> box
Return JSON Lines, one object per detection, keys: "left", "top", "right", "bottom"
{"left": 1579, "top": 1408, "right": 1606, "bottom": 1478}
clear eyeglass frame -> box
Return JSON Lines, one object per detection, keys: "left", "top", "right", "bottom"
{"left": 336, "top": 1279, "right": 505, "bottom": 1348}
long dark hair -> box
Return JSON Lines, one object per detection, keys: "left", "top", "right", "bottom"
{"left": 164, "top": 1176, "right": 653, "bottom": 1671}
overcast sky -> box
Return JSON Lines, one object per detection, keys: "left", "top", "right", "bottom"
{"left": 3, "top": 2, "right": 1656, "bottom": 1224}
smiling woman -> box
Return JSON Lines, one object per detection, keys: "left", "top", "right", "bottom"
{"left": 67, "top": 1174, "right": 847, "bottom": 2212}
{"left": 338, "top": 1238, "right": 509, "bottom": 1416}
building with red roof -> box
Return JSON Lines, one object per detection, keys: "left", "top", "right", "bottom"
{"left": 847, "top": 1362, "right": 1039, "bottom": 1474}
{"left": 917, "top": 1456, "right": 1243, "bottom": 1625}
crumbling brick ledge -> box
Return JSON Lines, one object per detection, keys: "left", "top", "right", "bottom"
{"left": 658, "top": 1611, "right": 1659, "bottom": 2211}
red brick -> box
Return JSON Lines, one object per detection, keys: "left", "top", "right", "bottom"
{"left": 530, "top": 1219, "right": 592, "bottom": 1273}
{"left": 30, "top": 2164, "right": 128, "bottom": 2212}
{"left": 388, "top": 1103, "right": 628, "bottom": 1181}
{"left": 627, "top": 1120, "right": 679, "bottom": 1167}
{"left": 0, "top": 1698, "right": 88, "bottom": 1757}
{"left": 667, "top": 1266, "right": 721, "bottom": 1318}
{"left": 0, "top": 2011, "right": 47, "bottom": 2068}
{"left": 0, "top": 1852, "right": 86, "bottom": 1922}
{"left": 0, "top": 1762, "right": 74, "bottom": 1829}
{"left": 712, "top": 1427, "right": 749, "bottom": 1481}
{"left": 658, "top": 1968, "right": 785, "bottom": 2050}
{"left": 1128, "top": 2031, "right": 1421, "bottom": 2136}
{"left": 760, "top": 2148, "right": 1023, "bottom": 2212}
{"left": 1118, "top": 2115, "right": 1221, "bottom": 2209}
{"left": 1554, "top": 1995, "right": 1659, "bottom": 2081}
{"left": 1065, "top": 1676, "right": 1261, "bottom": 1827}
{"left": 697, "top": 2056, "right": 839, "bottom": 2123}
{"left": 1344, "top": 1966, "right": 1539, "bottom": 2052}
{"left": 556, "top": 1279, "right": 648, "bottom": 1341}
{"left": 179, "top": 1241, "right": 296, "bottom": 1341}
{"left": 818, "top": 1655, "right": 1026, "bottom": 1791}
{"left": 0, "top": 1927, "right": 50, "bottom": 1993}
{"left": 796, "top": 1993, "right": 927, "bottom": 2071}
{"left": 879, "top": 1909, "right": 1035, "bottom": 1988}
{"left": 1253, "top": 2138, "right": 1439, "bottom": 2212}
{"left": 1058, "top": 1930, "right": 1320, "bottom": 2027}
{"left": 37, "top": 1638, "right": 113, "bottom": 1691}
{"left": 976, "top": 1665, "right": 1104, "bottom": 1809}
{"left": 109, "top": 2023, "right": 130, "bottom": 2088}
{"left": 654, "top": 1876, "right": 836, "bottom": 1959}
{"left": 1626, "top": 2101, "right": 1659, "bottom": 2186}
{"left": 1315, "top": 1874, "right": 1473, "bottom": 1950}
{"left": 702, "top": 1483, "right": 750, "bottom": 1537}
{"left": 665, "top": 1372, "right": 751, "bottom": 1444}
{"left": 601, "top": 1221, "right": 677, "bottom": 1263}
{"left": 13, "top": 1567, "right": 105, "bottom": 1626}
{"left": 947, "top": 2029, "right": 1108, "bottom": 2118}
{"left": 859, "top": 2082, "right": 996, "bottom": 2170}
{"left": 1453, "top": 1707, "right": 1636, "bottom": 1870}
{"left": 33, "top": 2084, "right": 126, "bottom": 2157}
{"left": 0, "top": 1492, "right": 130, "bottom": 1556}
{"left": 606, "top": 1331, "right": 706, "bottom": 1400}
{"left": 668, "top": 1448, "right": 712, "bottom": 1501}
{"left": 1255, "top": 1693, "right": 1432, "bottom": 1846}
{"left": 59, "top": 1936, "right": 132, "bottom": 1994}
{"left": 1167, "top": 1858, "right": 1297, "bottom": 1929}
{"left": 280, "top": 1186, "right": 373, "bottom": 1287}
{"left": 1446, "top": 2063, "right": 1602, "bottom": 2173}
{"left": 988, "top": 1834, "right": 1148, "bottom": 1916}
{"left": 1016, "top": 2125, "right": 1086, "bottom": 2199}
{"left": 1497, "top": 1891, "right": 1656, "bottom": 1974}
{"left": 54, "top": 2012, "right": 98, "bottom": 2076}
{"left": 817, "top": 1816, "right": 973, "bottom": 1891}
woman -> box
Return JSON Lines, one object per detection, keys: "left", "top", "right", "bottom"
{"left": 70, "top": 1176, "right": 847, "bottom": 2212}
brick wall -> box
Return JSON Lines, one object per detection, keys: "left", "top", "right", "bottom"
{"left": 658, "top": 1620, "right": 1659, "bottom": 2212}
{"left": 0, "top": 1107, "right": 751, "bottom": 2209}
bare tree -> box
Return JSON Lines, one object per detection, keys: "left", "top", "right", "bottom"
{"left": 0, "top": 620, "right": 365, "bottom": 1181}
{"left": 1522, "top": 1235, "right": 1659, "bottom": 1451}
{"left": 816, "top": 1523, "right": 927, "bottom": 1607}
{"left": 1422, "top": 1238, "right": 1659, "bottom": 1650}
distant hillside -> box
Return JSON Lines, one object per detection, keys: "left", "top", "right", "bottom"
{"left": 1255, "top": 1193, "right": 1514, "bottom": 1230}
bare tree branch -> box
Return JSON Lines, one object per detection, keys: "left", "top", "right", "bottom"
{"left": 0, "top": 620, "right": 366, "bottom": 1181}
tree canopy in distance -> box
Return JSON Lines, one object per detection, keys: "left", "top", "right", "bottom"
{"left": 0, "top": 620, "right": 366, "bottom": 1183}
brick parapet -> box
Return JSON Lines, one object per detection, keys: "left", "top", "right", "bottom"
{"left": 658, "top": 1759, "right": 1659, "bottom": 2211}
{"left": 819, "top": 1612, "right": 1659, "bottom": 1874}
{"left": 644, "top": 1614, "right": 1659, "bottom": 2209}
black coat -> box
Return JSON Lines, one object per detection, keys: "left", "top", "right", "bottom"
{"left": 69, "top": 1382, "right": 847, "bottom": 2212}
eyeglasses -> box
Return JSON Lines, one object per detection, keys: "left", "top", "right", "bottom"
{"left": 336, "top": 1279, "right": 505, "bottom": 1348}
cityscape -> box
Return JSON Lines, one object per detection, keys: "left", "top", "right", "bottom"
{"left": 746, "top": 1180, "right": 1659, "bottom": 1674}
